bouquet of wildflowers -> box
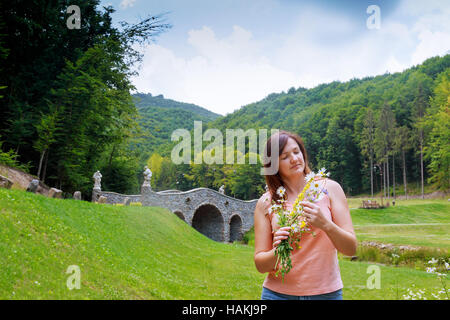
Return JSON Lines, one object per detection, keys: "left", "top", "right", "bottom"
{"left": 269, "top": 168, "right": 330, "bottom": 281}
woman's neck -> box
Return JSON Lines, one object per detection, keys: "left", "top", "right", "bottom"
{"left": 282, "top": 173, "right": 306, "bottom": 201}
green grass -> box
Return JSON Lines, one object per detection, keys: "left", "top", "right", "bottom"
{"left": 350, "top": 200, "right": 450, "bottom": 224}
{"left": 351, "top": 200, "right": 450, "bottom": 248}
{"left": 354, "top": 224, "right": 450, "bottom": 248}
{"left": 0, "top": 188, "right": 448, "bottom": 299}
{"left": 340, "top": 259, "right": 449, "bottom": 300}
{"left": 0, "top": 188, "right": 265, "bottom": 299}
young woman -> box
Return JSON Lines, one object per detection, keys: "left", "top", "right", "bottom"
{"left": 254, "top": 130, "right": 357, "bottom": 300}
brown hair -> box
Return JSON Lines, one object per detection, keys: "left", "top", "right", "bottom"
{"left": 263, "top": 130, "right": 311, "bottom": 205}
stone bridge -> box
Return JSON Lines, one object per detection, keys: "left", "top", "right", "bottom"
{"left": 92, "top": 186, "right": 258, "bottom": 243}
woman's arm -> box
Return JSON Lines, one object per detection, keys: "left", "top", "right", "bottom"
{"left": 301, "top": 179, "right": 357, "bottom": 256}
{"left": 253, "top": 195, "right": 279, "bottom": 273}
{"left": 323, "top": 180, "right": 357, "bottom": 256}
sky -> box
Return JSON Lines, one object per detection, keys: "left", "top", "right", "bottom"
{"left": 99, "top": 0, "right": 450, "bottom": 116}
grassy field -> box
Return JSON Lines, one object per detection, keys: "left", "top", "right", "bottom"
{"left": 0, "top": 188, "right": 448, "bottom": 299}
{"left": 350, "top": 200, "right": 450, "bottom": 248}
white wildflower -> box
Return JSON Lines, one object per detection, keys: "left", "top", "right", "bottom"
{"left": 305, "top": 172, "right": 316, "bottom": 182}
{"left": 428, "top": 257, "right": 438, "bottom": 264}
{"left": 291, "top": 223, "right": 300, "bottom": 233}
{"left": 276, "top": 186, "right": 286, "bottom": 198}
{"left": 269, "top": 203, "right": 282, "bottom": 214}
{"left": 310, "top": 180, "right": 322, "bottom": 192}
{"left": 426, "top": 267, "right": 437, "bottom": 273}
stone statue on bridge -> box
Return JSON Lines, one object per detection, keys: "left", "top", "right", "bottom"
{"left": 219, "top": 185, "right": 225, "bottom": 195}
{"left": 142, "top": 166, "right": 152, "bottom": 191}
{"left": 93, "top": 171, "right": 102, "bottom": 191}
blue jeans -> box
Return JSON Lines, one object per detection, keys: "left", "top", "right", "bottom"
{"left": 261, "top": 286, "right": 343, "bottom": 300}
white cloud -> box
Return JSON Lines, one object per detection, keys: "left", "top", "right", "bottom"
{"left": 403, "top": 2, "right": 450, "bottom": 65}
{"left": 270, "top": 7, "right": 419, "bottom": 87}
{"left": 131, "top": 0, "right": 450, "bottom": 115}
{"left": 132, "top": 25, "right": 302, "bottom": 115}
{"left": 120, "top": 0, "right": 136, "bottom": 9}
{"left": 411, "top": 30, "right": 450, "bottom": 66}
{"left": 390, "top": 0, "right": 450, "bottom": 66}
{"left": 396, "top": 0, "right": 448, "bottom": 17}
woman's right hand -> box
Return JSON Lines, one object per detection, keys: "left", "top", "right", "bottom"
{"left": 272, "top": 226, "right": 291, "bottom": 248}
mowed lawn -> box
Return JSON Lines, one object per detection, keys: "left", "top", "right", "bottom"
{"left": 0, "top": 188, "right": 448, "bottom": 300}
{"left": 350, "top": 199, "right": 450, "bottom": 248}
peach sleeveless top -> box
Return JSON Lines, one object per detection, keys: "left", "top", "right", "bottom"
{"left": 262, "top": 192, "right": 343, "bottom": 296}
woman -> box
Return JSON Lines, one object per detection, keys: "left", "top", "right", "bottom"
{"left": 254, "top": 130, "right": 357, "bottom": 300}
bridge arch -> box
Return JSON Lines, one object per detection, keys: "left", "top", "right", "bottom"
{"left": 192, "top": 203, "right": 224, "bottom": 242}
{"left": 173, "top": 210, "right": 185, "bottom": 222}
{"left": 229, "top": 214, "right": 243, "bottom": 242}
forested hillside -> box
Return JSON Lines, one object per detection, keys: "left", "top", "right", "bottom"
{"left": 133, "top": 93, "right": 220, "bottom": 120}
{"left": 130, "top": 93, "right": 220, "bottom": 157}
{"left": 150, "top": 55, "right": 449, "bottom": 199}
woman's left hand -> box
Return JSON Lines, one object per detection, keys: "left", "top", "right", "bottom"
{"left": 300, "top": 201, "right": 331, "bottom": 231}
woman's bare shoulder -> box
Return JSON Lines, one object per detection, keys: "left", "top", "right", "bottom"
{"left": 324, "top": 178, "right": 343, "bottom": 191}
{"left": 323, "top": 178, "right": 347, "bottom": 202}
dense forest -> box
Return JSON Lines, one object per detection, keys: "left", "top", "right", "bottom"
{"left": 0, "top": 2, "right": 448, "bottom": 201}
{"left": 0, "top": 1, "right": 171, "bottom": 196}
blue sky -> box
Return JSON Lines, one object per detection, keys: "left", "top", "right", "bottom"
{"left": 100, "top": 0, "right": 450, "bottom": 115}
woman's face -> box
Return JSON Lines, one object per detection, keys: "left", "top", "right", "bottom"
{"left": 278, "top": 137, "right": 305, "bottom": 178}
